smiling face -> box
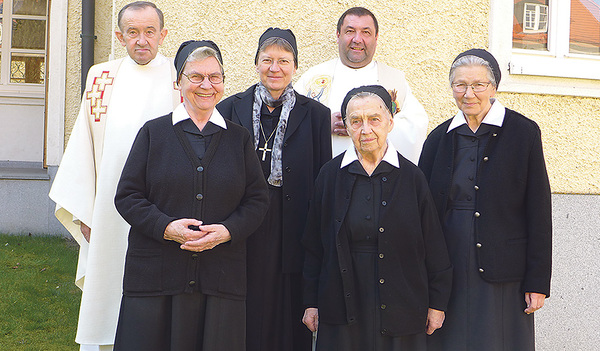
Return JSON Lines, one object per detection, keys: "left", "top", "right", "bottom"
{"left": 345, "top": 95, "right": 393, "bottom": 156}
{"left": 115, "top": 6, "right": 167, "bottom": 65}
{"left": 178, "top": 57, "right": 224, "bottom": 116}
{"left": 256, "top": 45, "right": 296, "bottom": 99}
{"left": 452, "top": 65, "right": 497, "bottom": 122}
{"left": 337, "top": 15, "right": 378, "bottom": 69}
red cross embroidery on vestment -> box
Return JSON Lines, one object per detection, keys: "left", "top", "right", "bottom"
{"left": 86, "top": 71, "right": 114, "bottom": 122}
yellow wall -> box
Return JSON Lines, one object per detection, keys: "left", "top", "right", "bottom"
{"left": 64, "top": 0, "right": 600, "bottom": 194}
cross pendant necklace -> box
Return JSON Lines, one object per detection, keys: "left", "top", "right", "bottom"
{"left": 259, "top": 122, "right": 277, "bottom": 162}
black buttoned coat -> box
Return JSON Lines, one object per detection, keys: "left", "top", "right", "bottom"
{"left": 418, "top": 108, "right": 552, "bottom": 296}
{"left": 115, "top": 115, "right": 269, "bottom": 299}
{"left": 217, "top": 85, "right": 332, "bottom": 273}
{"left": 302, "top": 152, "right": 453, "bottom": 336}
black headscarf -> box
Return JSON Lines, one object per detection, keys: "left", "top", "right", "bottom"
{"left": 254, "top": 27, "right": 298, "bottom": 68}
{"left": 453, "top": 48, "right": 501, "bottom": 87}
{"left": 341, "top": 85, "right": 393, "bottom": 121}
{"left": 174, "top": 40, "right": 223, "bottom": 78}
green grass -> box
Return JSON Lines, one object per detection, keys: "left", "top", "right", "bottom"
{"left": 0, "top": 234, "right": 81, "bottom": 350}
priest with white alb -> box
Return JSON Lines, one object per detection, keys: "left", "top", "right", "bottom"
{"left": 49, "top": 2, "right": 179, "bottom": 350}
{"left": 295, "top": 6, "right": 428, "bottom": 164}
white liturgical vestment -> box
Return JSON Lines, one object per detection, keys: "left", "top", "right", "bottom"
{"left": 295, "top": 58, "right": 428, "bottom": 163}
{"left": 49, "top": 54, "right": 179, "bottom": 348}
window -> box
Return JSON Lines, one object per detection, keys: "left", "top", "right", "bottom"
{"left": 569, "top": 0, "right": 600, "bottom": 55}
{"left": 0, "top": 1, "right": 49, "bottom": 164}
{"left": 490, "top": 0, "right": 600, "bottom": 97}
{"left": 523, "top": 3, "right": 549, "bottom": 33}
{"left": 514, "top": 1, "right": 549, "bottom": 50}
{"left": 0, "top": 0, "right": 48, "bottom": 93}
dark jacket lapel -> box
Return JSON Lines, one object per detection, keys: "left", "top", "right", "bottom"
{"left": 230, "top": 85, "right": 256, "bottom": 135}
{"left": 284, "top": 92, "right": 309, "bottom": 142}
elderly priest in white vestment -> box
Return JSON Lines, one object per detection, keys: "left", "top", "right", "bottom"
{"left": 295, "top": 6, "right": 428, "bottom": 164}
{"left": 49, "top": 2, "right": 179, "bottom": 350}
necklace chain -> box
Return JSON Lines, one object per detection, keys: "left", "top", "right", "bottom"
{"left": 260, "top": 122, "right": 277, "bottom": 143}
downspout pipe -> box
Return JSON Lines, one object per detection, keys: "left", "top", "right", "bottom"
{"left": 81, "top": 0, "right": 95, "bottom": 95}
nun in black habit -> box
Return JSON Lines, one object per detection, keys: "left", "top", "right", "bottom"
{"left": 419, "top": 49, "right": 552, "bottom": 351}
{"left": 217, "top": 28, "right": 332, "bottom": 351}
{"left": 302, "top": 85, "right": 453, "bottom": 351}
{"left": 113, "top": 40, "right": 269, "bottom": 351}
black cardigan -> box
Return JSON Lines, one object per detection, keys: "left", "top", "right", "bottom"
{"left": 217, "top": 85, "right": 332, "bottom": 273}
{"left": 418, "top": 107, "right": 552, "bottom": 296}
{"left": 302, "top": 152, "right": 452, "bottom": 336}
{"left": 115, "top": 114, "right": 269, "bottom": 299}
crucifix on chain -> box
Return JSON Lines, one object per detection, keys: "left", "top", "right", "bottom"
{"left": 258, "top": 140, "right": 272, "bottom": 161}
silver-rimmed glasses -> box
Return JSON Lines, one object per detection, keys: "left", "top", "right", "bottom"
{"left": 451, "top": 82, "right": 491, "bottom": 93}
{"left": 182, "top": 72, "right": 224, "bottom": 84}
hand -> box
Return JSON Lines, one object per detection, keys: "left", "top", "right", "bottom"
{"left": 302, "top": 307, "right": 319, "bottom": 332}
{"left": 524, "top": 292, "right": 546, "bottom": 314}
{"left": 180, "top": 224, "right": 231, "bottom": 252}
{"left": 330, "top": 112, "right": 348, "bottom": 136}
{"left": 426, "top": 308, "right": 445, "bottom": 335}
{"left": 164, "top": 218, "right": 204, "bottom": 244}
{"left": 80, "top": 223, "right": 91, "bottom": 242}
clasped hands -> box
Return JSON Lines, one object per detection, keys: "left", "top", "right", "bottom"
{"left": 164, "top": 218, "right": 231, "bottom": 252}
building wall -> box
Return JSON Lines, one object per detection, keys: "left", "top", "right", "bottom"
{"left": 63, "top": 0, "right": 600, "bottom": 194}
{"left": 51, "top": 1, "right": 600, "bottom": 349}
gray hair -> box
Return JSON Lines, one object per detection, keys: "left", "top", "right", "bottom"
{"left": 449, "top": 55, "right": 496, "bottom": 88}
{"left": 118, "top": 1, "right": 164, "bottom": 30}
{"left": 255, "top": 37, "right": 297, "bottom": 68}
{"left": 343, "top": 91, "right": 392, "bottom": 123}
{"left": 185, "top": 46, "right": 224, "bottom": 74}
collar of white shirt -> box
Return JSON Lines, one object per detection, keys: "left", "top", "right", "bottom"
{"left": 340, "top": 140, "right": 400, "bottom": 169}
{"left": 336, "top": 57, "right": 377, "bottom": 73}
{"left": 446, "top": 98, "right": 505, "bottom": 133}
{"left": 171, "top": 103, "right": 227, "bottom": 129}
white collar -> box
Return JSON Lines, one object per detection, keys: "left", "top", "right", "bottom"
{"left": 340, "top": 140, "right": 400, "bottom": 169}
{"left": 447, "top": 98, "right": 505, "bottom": 133}
{"left": 336, "top": 58, "right": 377, "bottom": 72}
{"left": 171, "top": 103, "right": 227, "bottom": 129}
{"left": 124, "top": 53, "right": 167, "bottom": 68}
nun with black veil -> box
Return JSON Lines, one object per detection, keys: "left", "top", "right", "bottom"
{"left": 113, "top": 40, "right": 269, "bottom": 351}
{"left": 419, "top": 49, "right": 552, "bottom": 351}
{"left": 302, "top": 85, "right": 452, "bottom": 350}
{"left": 217, "top": 27, "right": 332, "bottom": 351}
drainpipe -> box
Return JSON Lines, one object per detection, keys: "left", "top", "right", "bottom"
{"left": 81, "top": 0, "right": 95, "bottom": 95}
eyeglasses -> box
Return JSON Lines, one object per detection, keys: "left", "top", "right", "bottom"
{"left": 181, "top": 72, "right": 224, "bottom": 84}
{"left": 451, "top": 82, "right": 491, "bottom": 93}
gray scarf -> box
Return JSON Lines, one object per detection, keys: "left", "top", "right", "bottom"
{"left": 252, "top": 82, "right": 296, "bottom": 186}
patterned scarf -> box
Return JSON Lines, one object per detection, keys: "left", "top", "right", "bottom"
{"left": 252, "top": 82, "right": 296, "bottom": 186}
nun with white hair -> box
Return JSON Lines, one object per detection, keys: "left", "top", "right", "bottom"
{"left": 419, "top": 49, "right": 552, "bottom": 351}
{"left": 302, "top": 85, "right": 452, "bottom": 350}
{"left": 113, "top": 40, "right": 268, "bottom": 351}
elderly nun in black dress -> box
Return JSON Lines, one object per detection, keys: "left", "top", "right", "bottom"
{"left": 113, "top": 40, "right": 269, "bottom": 351}
{"left": 302, "top": 85, "right": 452, "bottom": 350}
{"left": 217, "top": 28, "right": 331, "bottom": 351}
{"left": 419, "top": 49, "right": 552, "bottom": 351}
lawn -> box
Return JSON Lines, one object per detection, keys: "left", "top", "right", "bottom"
{"left": 0, "top": 234, "right": 81, "bottom": 350}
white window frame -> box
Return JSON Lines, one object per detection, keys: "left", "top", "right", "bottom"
{"left": 489, "top": 0, "right": 600, "bottom": 98}
{"left": 46, "top": 0, "right": 68, "bottom": 167}
{"left": 0, "top": 0, "right": 48, "bottom": 99}
{"left": 523, "top": 3, "right": 548, "bottom": 33}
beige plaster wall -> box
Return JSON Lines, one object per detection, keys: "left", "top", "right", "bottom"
{"left": 63, "top": 0, "right": 600, "bottom": 194}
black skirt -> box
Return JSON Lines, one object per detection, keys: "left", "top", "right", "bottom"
{"left": 245, "top": 186, "right": 311, "bottom": 351}
{"left": 114, "top": 292, "right": 245, "bottom": 351}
